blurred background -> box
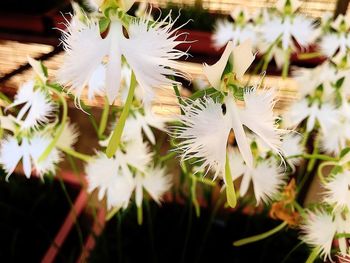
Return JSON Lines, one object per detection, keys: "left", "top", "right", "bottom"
{"left": 0, "top": 1, "right": 349, "bottom": 262}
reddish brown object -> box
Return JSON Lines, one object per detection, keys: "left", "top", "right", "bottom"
{"left": 41, "top": 189, "right": 88, "bottom": 263}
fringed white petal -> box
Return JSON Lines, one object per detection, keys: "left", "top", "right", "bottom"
{"left": 8, "top": 81, "right": 57, "bottom": 130}
{"left": 174, "top": 97, "right": 231, "bottom": 177}
{"left": 0, "top": 136, "right": 23, "bottom": 179}
{"left": 323, "top": 171, "right": 350, "bottom": 211}
{"left": 212, "top": 20, "right": 235, "bottom": 49}
{"left": 86, "top": 152, "right": 134, "bottom": 210}
{"left": 141, "top": 166, "right": 172, "bottom": 204}
{"left": 56, "top": 120, "right": 80, "bottom": 149}
{"left": 300, "top": 210, "right": 336, "bottom": 261}
{"left": 123, "top": 12, "right": 190, "bottom": 98}
{"left": 56, "top": 16, "right": 110, "bottom": 104}
{"left": 239, "top": 88, "right": 283, "bottom": 156}
{"left": 251, "top": 159, "right": 285, "bottom": 204}
{"left": 29, "top": 135, "right": 61, "bottom": 177}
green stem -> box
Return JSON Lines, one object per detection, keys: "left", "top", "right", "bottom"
{"left": 137, "top": 205, "right": 143, "bottom": 225}
{"left": 317, "top": 161, "right": 336, "bottom": 185}
{"left": 106, "top": 207, "right": 120, "bottom": 221}
{"left": 307, "top": 135, "right": 320, "bottom": 173}
{"left": 190, "top": 175, "right": 200, "bottom": 217}
{"left": 287, "top": 153, "right": 337, "bottom": 162}
{"left": 106, "top": 71, "right": 136, "bottom": 158}
{"left": 39, "top": 88, "right": 68, "bottom": 162}
{"left": 58, "top": 146, "right": 92, "bottom": 162}
{"left": 282, "top": 48, "right": 291, "bottom": 79}
{"left": 98, "top": 96, "right": 110, "bottom": 138}
{"left": 225, "top": 153, "right": 237, "bottom": 208}
{"left": 233, "top": 221, "right": 287, "bottom": 246}
{"left": 305, "top": 247, "right": 320, "bottom": 263}
{"left": 297, "top": 52, "right": 322, "bottom": 60}
{"left": 159, "top": 151, "right": 177, "bottom": 163}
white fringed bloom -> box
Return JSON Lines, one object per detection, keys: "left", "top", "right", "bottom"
{"left": 281, "top": 133, "right": 304, "bottom": 169}
{"left": 175, "top": 88, "right": 283, "bottom": 176}
{"left": 0, "top": 134, "right": 61, "bottom": 179}
{"left": 212, "top": 19, "right": 256, "bottom": 49}
{"left": 86, "top": 139, "right": 152, "bottom": 209}
{"left": 123, "top": 109, "right": 168, "bottom": 144}
{"left": 134, "top": 166, "right": 172, "bottom": 207}
{"left": 323, "top": 171, "right": 350, "bottom": 211}
{"left": 227, "top": 147, "right": 285, "bottom": 204}
{"left": 320, "top": 33, "right": 350, "bottom": 57}
{"left": 283, "top": 99, "right": 338, "bottom": 134}
{"left": 259, "top": 15, "right": 315, "bottom": 51}
{"left": 57, "top": 12, "right": 189, "bottom": 104}
{"left": 175, "top": 97, "right": 232, "bottom": 178}
{"left": 300, "top": 210, "right": 337, "bottom": 261}
{"left": 8, "top": 81, "right": 56, "bottom": 130}
{"left": 86, "top": 153, "right": 135, "bottom": 210}
{"left": 292, "top": 62, "right": 337, "bottom": 99}
{"left": 175, "top": 40, "right": 282, "bottom": 176}
{"left": 56, "top": 121, "right": 79, "bottom": 149}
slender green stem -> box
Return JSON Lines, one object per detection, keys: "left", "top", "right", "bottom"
{"left": 106, "top": 207, "right": 120, "bottom": 221}
{"left": 233, "top": 221, "right": 287, "bottom": 246}
{"left": 287, "top": 153, "right": 337, "bottom": 162}
{"left": 137, "top": 205, "right": 143, "bottom": 225}
{"left": 39, "top": 88, "right": 68, "bottom": 162}
{"left": 106, "top": 71, "right": 136, "bottom": 158}
{"left": 190, "top": 175, "right": 200, "bottom": 217}
{"left": 98, "top": 96, "right": 110, "bottom": 138}
{"left": 307, "top": 135, "right": 320, "bottom": 173}
{"left": 159, "top": 151, "right": 177, "bottom": 163}
{"left": 58, "top": 146, "right": 92, "bottom": 162}
{"left": 281, "top": 241, "right": 305, "bottom": 263}
{"left": 225, "top": 153, "right": 237, "bottom": 208}
{"left": 282, "top": 48, "right": 291, "bottom": 79}
{"left": 297, "top": 52, "right": 322, "bottom": 60}
{"left": 0, "top": 91, "right": 11, "bottom": 105}
{"left": 305, "top": 247, "right": 320, "bottom": 263}
{"left": 317, "top": 161, "right": 336, "bottom": 185}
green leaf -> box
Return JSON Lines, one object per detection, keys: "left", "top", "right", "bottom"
{"left": 340, "top": 147, "right": 350, "bottom": 159}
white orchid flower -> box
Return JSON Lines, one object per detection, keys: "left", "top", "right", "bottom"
{"left": 57, "top": 11, "right": 189, "bottom": 105}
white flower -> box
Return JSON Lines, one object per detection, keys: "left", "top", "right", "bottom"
{"left": 175, "top": 97, "right": 232, "bottom": 178}
{"left": 300, "top": 210, "right": 337, "bottom": 261}
{"left": 0, "top": 134, "right": 61, "bottom": 179}
{"left": 323, "top": 170, "right": 350, "bottom": 211}
{"left": 203, "top": 40, "right": 255, "bottom": 89}
{"left": 320, "top": 33, "right": 350, "bottom": 57}
{"left": 283, "top": 99, "right": 338, "bottom": 134}
{"left": 276, "top": 0, "right": 302, "bottom": 13}
{"left": 7, "top": 80, "right": 56, "bottom": 130}
{"left": 123, "top": 109, "right": 168, "bottom": 144}
{"left": 227, "top": 148, "right": 285, "bottom": 204}
{"left": 134, "top": 166, "right": 172, "bottom": 207}
{"left": 56, "top": 120, "right": 79, "bottom": 149}
{"left": 292, "top": 63, "right": 337, "bottom": 99}
{"left": 57, "top": 12, "right": 189, "bottom": 104}
{"left": 334, "top": 211, "right": 350, "bottom": 256}
{"left": 259, "top": 15, "right": 315, "bottom": 51}
{"left": 212, "top": 19, "right": 256, "bottom": 49}
{"left": 281, "top": 133, "right": 304, "bottom": 169}
{"left": 86, "top": 139, "right": 151, "bottom": 209}
{"left": 175, "top": 88, "right": 283, "bottom": 176}
{"left": 86, "top": 153, "right": 135, "bottom": 210}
